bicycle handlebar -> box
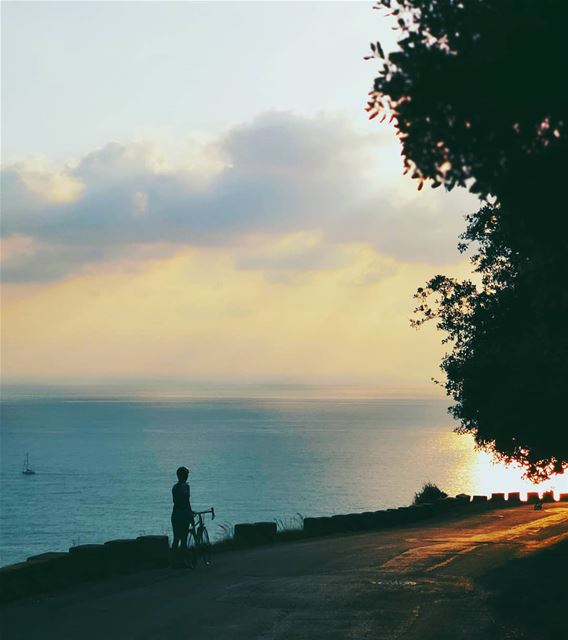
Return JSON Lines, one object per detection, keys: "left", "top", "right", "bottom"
{"left": 192, "top": 507, "right": 215, "bottom": 520}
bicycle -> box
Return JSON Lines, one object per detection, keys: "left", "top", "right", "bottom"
{"left": 187, "top": 507, "right": 215, "bottom": 568}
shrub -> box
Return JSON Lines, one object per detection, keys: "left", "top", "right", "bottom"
{"left": 413, "top": 482, "right": 447, "bottom": 505}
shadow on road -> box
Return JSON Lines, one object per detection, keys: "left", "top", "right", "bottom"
{"left": 479, "top": 538, "right": 568, "bottom": 640}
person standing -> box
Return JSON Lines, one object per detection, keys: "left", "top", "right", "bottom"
{"left": 171, "top": 466, "right": 193, "bottom": 567}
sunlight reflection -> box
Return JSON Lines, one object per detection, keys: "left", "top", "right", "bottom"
{"left": 469, "top": 450, "right": 567, "bottom": 499}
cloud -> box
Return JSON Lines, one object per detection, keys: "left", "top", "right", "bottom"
{"left": 1, "top": 111, "right": 479, "bottom": 282}
{"left": 235, "top": 233, "right": 349, "bottom": 273}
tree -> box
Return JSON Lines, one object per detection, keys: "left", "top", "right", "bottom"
{"left": 367, "top": 0, "right": 568, "bottom": 479}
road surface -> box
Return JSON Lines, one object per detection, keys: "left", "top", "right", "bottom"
{"left": 1, "top": 504, "right": 567, "bottom": 640}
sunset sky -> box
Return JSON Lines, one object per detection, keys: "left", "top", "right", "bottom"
{"left": 1, "top": 1, "right": 479, "bottom": 391}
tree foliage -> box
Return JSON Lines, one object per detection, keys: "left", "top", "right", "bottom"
{"left": 367, "top": 0, "right": 568, "bottom": 479}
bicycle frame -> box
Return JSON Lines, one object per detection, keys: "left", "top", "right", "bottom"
{"left": 187, "top": 507, "right": 215, "bottom": 567}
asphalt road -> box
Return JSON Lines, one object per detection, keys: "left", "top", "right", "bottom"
{"left": 1, "top": 504, "right": 567, "bottom": 640}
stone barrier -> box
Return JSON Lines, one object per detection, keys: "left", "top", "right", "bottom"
{"left": 0, "top": 562, "right": 36, "bottom": 602}
{"left": 374, "top": 509, "right": 396, "bottom": 527}
{"left": 541, "top": 491, "right": 555, "bottom": 503}
{"left": 6, "top": 487, "right": 557, "bottom": 605}
{"left": 104, "top": 539, "right": 141, "bottom": 574}
{"left": 317, "top": 517, "right": 334, "bottom": 534}
{"left": 303, "top": 516, "right": 335, "bottom": 536}
{"left": 489, "top": 493, "right": 506, "bottom": 506}
{"left": 446, "top": 496, "right": 464, "bottom": 509}
{"left": 414, "top": 503, "right": 435, "bottom": 520}
{"left": 234, "top": 521, "right": 277, "bottom": 544}
{"left": 136, "top": 535, "right": 169, "bottom": 569}
{"left": 330, "top": 514, "right": 352, "bottom": 533}
{"left": 254, "top": 522, "right": 277, "bottom": 541}
{"left": 359, "top": 511, "right": 377, "bottom": 530}
{"left": 303, "top": 517, "right": 326, "bottom": 536}
{"left": 69, "top": 544, "right": 107, "bottom": 580}
{"left": 559, "top": 493, "right": 568, "bottom": 502}
{"left": 397, "top": 506, "right": 418, "bottom": 524}
{"left": 26, "top": 552, "right": 76, "bottom": 590}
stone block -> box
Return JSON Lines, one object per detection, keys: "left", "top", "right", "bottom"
{"left": 359, "top": 511, "right": 376, "bottom": 530}
{"left": 0, "top": 562, "right": 37, "bottom": 602}
{"left": 330, "top": 514, "right": 350, "bottom": 533}
{"left": 253, "top": 522, "right": 277, "bottom": 541}
{"left": 303, "top": 517, "right": 325, "bottom": 536}
{"left": 69, "top": 544, "right": 106, "bottom": 580}
{"left": 136, "top": 535, "right": 169, "bottom": 569}
{"left": 234, "top": 522, "right": 277, "bottom": 544}
{"left": 490, "top": 493, "right": 506, "bottom": 506}
{"left": 414, "top": 503, "right": 435, "bottom": 519}
{"left": 26, "top": 552, "right": 76, "bottom": 590}
{"left": 104, "top": 539, "right": 142, "bottom": 574}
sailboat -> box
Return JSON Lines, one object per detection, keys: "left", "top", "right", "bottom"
{"left": 22, "top": 453, "right": 36, "bottom": 475}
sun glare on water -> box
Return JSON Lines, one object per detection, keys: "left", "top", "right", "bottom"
{"left": 470, "top": 450, "right": 566, "bottom": 499}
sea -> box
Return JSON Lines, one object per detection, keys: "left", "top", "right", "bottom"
{"left": 0, "top": 385, "right": 563, "bottom": 567}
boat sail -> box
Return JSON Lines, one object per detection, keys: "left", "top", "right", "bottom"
{"left": 22, "top": 453, "right": 35, "bottom": 475}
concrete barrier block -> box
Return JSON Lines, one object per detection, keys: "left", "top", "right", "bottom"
{"left": 234, "top": 522, "right": 277, "bottom": 544}
{"left": 413, "top": 503, "right": 435, "bottom": 520}
{"left": 316, "top": 517, "right": 334, "bottom": 534}
{"left": 429, "top": 497, "right": 455, "bottom": 515}
{"left": 358, "top": 512, "right": 376, "bottom": 530}
{"left": 472, "top": 495, "right": 489, "bottom": 505}
{"left": 370, "top": 510, "right": 394, "bottom": 528}
{"left": 435, "top": 497, "right": 459, "bottom": 513}
{"left": 0, "top": 562, "right": 38, "bottom": 602}
{"left": 234, "top": 523, "right": 255, "bottom": 543}
{"left": 394, "top": 507, "right": 407, "bottom": 523}
{"left": 350, "top": 513, "right": 368, "bottom": 531}
{"left": 303, "top": 516, "right": 334, "bottom": 535}
{"left": 507, "top": 492, "right": 521, "bottom": 505}
{"left": 26, "top": 552, "right": 75, "bottom": 590}
{"left": 104, "top": 539, "right": 142, "bottom": 574}
{"left": 526, "top": 491, "right": 540, "bottom": 503}
{"left": 454, "top": 494, "right": 472, "bottom": 505}
{"left": 490, "top": 493, "right": 506, "bottom": 506}
{"left": 541, "top": 491, "right": 555, "bottom": 503}
{"left": 303, "top": 517, "right": 325, "bottom": 536}
{"left": 386, "top": 508, "right": 402, "bottom": 525}
{"left": 330, "top": 514, "right": 350, "bottom": 533}
{"left": 396, "top": 507, "right": 416, "bottom": 524}
{"left": 136, "top": 535, "right": 169, "bottom": 568}
{"left": 559, "top": 493, "right": 568, "bottom": 502}
{"left": 253, "top": 522, "right": 277, "bottom": 541}
{"left": 69, "top": 544, "right": 107, "bottom": 580}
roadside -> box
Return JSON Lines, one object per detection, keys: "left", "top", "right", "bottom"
{"left": 1, "top": 504, "right": 566, "bottom": 640}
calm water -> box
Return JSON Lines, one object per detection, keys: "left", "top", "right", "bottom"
{"left": 0, "top": 394, "right": 550, "bottom": 566}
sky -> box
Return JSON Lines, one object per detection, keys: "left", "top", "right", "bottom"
{"left": 1, "top": 1, "right": 480, "bottom": 391}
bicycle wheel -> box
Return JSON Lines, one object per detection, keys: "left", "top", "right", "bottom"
{"left": 186, "top": 530, "right": 197, "bottom": 569}
{"left": 199, "top": 527, "right": 212, "bottom": 566}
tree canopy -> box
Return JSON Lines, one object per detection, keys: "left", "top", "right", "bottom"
{"left": 367, "top": 0, "right": 567, "bottom": 479}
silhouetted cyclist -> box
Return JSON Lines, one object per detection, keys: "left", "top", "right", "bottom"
{"left": 171, "top": 466, "right": 194, "bottom": 567}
